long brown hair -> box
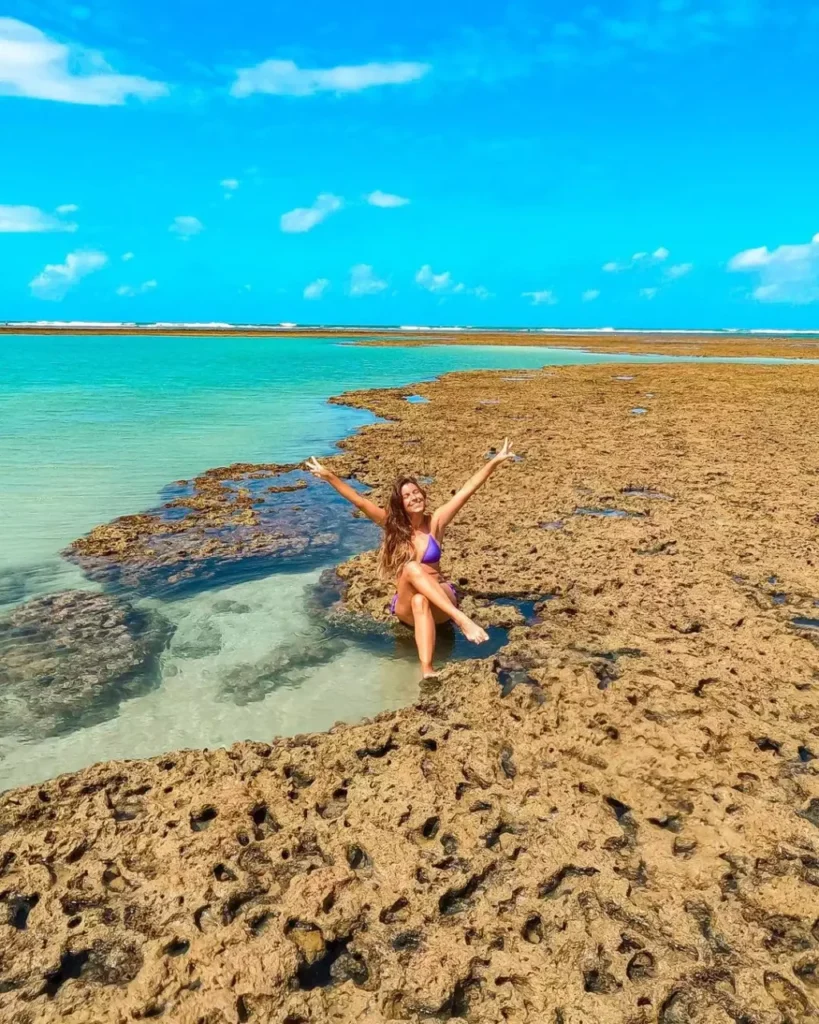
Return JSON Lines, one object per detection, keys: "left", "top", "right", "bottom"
{"left": 378, "top": 476, "right": 426, "bottom": 580}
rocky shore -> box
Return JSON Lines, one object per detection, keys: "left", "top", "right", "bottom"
{"left": 2, "top": 359, "right": 819, "bottom": 1022}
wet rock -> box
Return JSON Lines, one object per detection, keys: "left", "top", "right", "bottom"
{"left": 217, "top": 632, "right": 346, "bottom": 704}
{"left": 211, "top": 599, "right": 252, "bottom": 614}
{"left": 0, "top": 590, "right": 173, "bottom": 739}
{"left": 65, "top": 469, "right": 380, "bottom": 595}
{"left": 169, "top": 618, "right": 223, "bottom": 659}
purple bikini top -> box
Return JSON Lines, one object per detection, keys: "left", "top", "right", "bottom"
{"left": 420, "top": 533, "right": 442, "bottom": 564}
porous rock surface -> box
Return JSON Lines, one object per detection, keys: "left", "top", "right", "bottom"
{"left": 2, "top": 361, "right": 819, "bottom": 1023}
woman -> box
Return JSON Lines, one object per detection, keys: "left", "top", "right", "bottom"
{"left": 305, "top": 439, "right": 515, "bottom": 677}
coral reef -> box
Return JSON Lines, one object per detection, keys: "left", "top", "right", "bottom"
{"left": 0, "top": 590, "right": 172, "bottom": 740}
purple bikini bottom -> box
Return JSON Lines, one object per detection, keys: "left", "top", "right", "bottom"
{"left": 390, "top": 582, "right": 458, "bottom": 616}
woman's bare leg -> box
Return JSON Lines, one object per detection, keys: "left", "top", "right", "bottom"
{"left": 395, "top": 562, "right": 489, "bottom": 644}
{"left": 410, "top": 593, "right": 437, "bottom": 676}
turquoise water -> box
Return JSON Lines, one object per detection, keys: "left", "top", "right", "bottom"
{"left": 0, "top": 334, "right": 810, "bottom": 790}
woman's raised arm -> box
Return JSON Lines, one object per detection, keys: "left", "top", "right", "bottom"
{"left": 305, "top": 457, "right": 386, "bottom": 526}
{"left": 431, "top": 438, "right": 515, "bottom": 534}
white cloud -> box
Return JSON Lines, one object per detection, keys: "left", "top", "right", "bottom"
{"left": 55, "top": 203, "right": 78, "bottom": 214}
{"left": 603, "top": 247, "right": 671, "bottom": 272}
{"left": 522, "top": 289, "right": 558, "bottom": 306}
{"left": 349, "top": 264, "right": 387, "bottom": 296}
{"left": 366, "top": 190, "right": 410, "bottom": 208}
{"left": 169, "top": 215, "right": 204, "bottom": 239}
{"left": 231, "top": 58, "right": 430, "bottom": 98}
{"left": 0, "top": 203, "right": 77, "bottom": 233}
{"left": 221, "top": 178, "right": 240, "bottom": 190}
{"left": 29, "top": 249, "right": 107, "bottom": 300}
{"left": 639, "top": 287, "right": 659, "bottom": 299}
{"left": 728, "top": 232, "right": 819, "bottom": 304}
{"left": 666, "top": 262, "right": 693, "bottom": 279}
{"left": 122, "top": 251, "right": 134, "bottom": 261}
{"left": 280, "top": 193, "right": 342, "bottom": 233}
{"left": 728, "top": 247, "right": 768, "bottom": 270}
{"left": 116, "top": 279, "right": 157, "bottom": 297}
{"left": 416, "top": 264, "right": 462, "bottom": 293}
{"left": 416, "top": 263, "right": 489, "bottom": 298}
{"left": 0, "top": 18, "right": 168, "bottom": 105}
{"left": 304, "top": 277, "right": 330, "bottom": 300}
{"left": 582, "top": 288, "right": 600, "bottom": 301}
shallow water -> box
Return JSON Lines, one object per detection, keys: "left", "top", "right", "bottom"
{"left": 0, "top": 335, "right": 812, "bottom": 790}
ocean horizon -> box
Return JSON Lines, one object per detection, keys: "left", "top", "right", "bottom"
{"left": 3, "top": 319, "right": 819, "bottom": 336}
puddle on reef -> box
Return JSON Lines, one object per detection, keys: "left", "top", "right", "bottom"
{"left": 404, "top": 395, "right": 429, "bottom": 404}
{"left": 575, "top": 507, "right": 647, "bottom": 519}
{"left": 792, "top": 617, "right": 819, "bottom": 631}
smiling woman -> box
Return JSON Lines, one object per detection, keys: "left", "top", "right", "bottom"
{"left": 306, "top": 439, "right": 516, "bottom": 677}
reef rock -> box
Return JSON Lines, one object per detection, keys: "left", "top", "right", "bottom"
{"left": 0, "top": 590, "right": 173, "bottom": 739}
{"left": 65, "top": 468, "right": 379, "bottom": 595}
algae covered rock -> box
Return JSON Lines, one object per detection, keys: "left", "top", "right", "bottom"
{"left": 0, "top": 590, "right": 173, "bottom": 739}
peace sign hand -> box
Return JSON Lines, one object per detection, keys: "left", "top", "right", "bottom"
{"left": 305, "top": 457, "right": 332, "bottom": 481}
{"left": 492, "top": 438, "right": 516, "bottom": 464}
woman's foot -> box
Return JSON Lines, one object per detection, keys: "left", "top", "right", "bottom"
{"left": 457, "top": 615, "right": 489, "bottom": 644}
{"left": 421, "top": 663, "right": 438, "bottom": 679}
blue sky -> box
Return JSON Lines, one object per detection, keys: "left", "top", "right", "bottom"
{"left": 1, "top": 0, "right": 818, "bottom": 329}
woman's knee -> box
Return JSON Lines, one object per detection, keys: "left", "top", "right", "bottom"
{"left": 411, "top": 592, "right": 429, "bottom": 613}
{"left": 400, "top": 560, "right": 423, "bottom": 582}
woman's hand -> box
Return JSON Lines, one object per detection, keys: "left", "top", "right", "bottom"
{"left": 491, "top": 438, "right": 515, "bottom": 465}
{"left": 305, "top": 457, "right": 332, "bottom": 481}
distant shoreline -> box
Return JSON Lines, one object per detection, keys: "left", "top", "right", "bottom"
{"left": 3, "top": 322, "right": 819, "bottom": 359}
{"left": 2, "top": 322, "right": 819, "bottom": 338}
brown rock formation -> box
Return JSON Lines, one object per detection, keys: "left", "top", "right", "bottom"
{"left": 64, "top": 467, "right": 379, "bottom": 594}
{"left": 2, "top": 360, "right": 819, "bottom": 1022}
